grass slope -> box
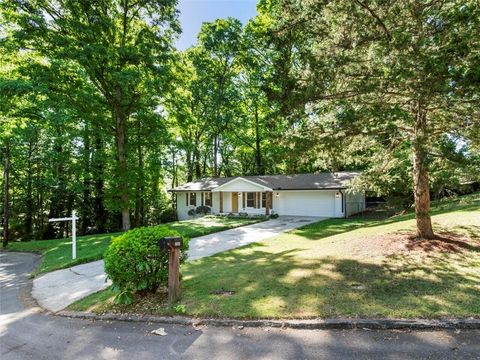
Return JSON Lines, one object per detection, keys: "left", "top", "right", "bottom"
{"left": 5, "top": 216, "right": 260, "bottom": 275}
{"left": 71, "top": 193, "right": 480, "bottom": 319}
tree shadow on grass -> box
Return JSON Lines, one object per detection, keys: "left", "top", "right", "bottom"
{"left": 182, "top": 246, "right": 480, "bottom": 319}
{"left": 289, "top": 199, "right": 480, "bottom": 241}
{"left": 169, "top": 218, "right": 258, "bottom": 238}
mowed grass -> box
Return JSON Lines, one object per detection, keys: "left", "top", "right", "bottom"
{"left": 71, "top": 193, "right": 480, "bottom": 319}
{"left": 5, "top": 216, "right": 261, "bottom": 275}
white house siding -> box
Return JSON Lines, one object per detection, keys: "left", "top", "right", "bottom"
{"left": 213, "top": 178, "right": 268, "bottom": 192}
{"left": 345, "top": 191, "right": 366, "bottom": 216}
{"left": 272, "top": 190, "right": 339, "bottom": 217}
{"left": 223, "top": 192, "right": 232, "bottom": 213}
{"left": 218, "top": 192, "right": 266, "bottom": 215}
{"left": 177, "top": 191, "right": 218, "bottom": 220}
{"left": 176, "top": 189, "right": 365, "bottom": 219}
{"left": 238, "top": 192, "right": 267, "bottom": 215}
{"left": 211, "top": 192, "right": 221, "bottom": 214}
{"left": 176, "top": 192, "right": 190, "bottom": 220}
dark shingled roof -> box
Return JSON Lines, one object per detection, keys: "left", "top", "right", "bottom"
{"left": 170, "top": 171, "right": 361, "bottom": 192}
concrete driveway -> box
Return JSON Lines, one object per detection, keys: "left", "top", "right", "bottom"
{"left": 32, "top": 216, "right": 324, "bottom": 312}
{"left": 188, "top": 216, "right": 322, "bottom": 260}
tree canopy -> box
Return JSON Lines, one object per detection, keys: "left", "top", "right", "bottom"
{"left": 1, "top": 0, "right": 479, "bottom": 244}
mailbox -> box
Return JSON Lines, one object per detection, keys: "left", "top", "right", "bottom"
{"left": 158, "top": 236, "right": 183, "bottom": 251}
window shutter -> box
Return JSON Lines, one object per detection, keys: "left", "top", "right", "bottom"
{"left": 201, "top": 192, "right": 204, "bottom": 206}
{"left": 186, "top": 193, "right": 188, "bottom": 206}
{"left": 242, "top": 192, "right": 246, "bottom": 208}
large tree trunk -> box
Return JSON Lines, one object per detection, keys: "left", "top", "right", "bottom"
{"left": 171, "top": 148, "right": 178, "bottom": 203}
{"left": 412, "top": 109, "right": 434, "bottom": 239}
{"left": 93, "top": 132, "right": 106, "bottom": 233}
{"left": 134, "top": 137, "right": 144, "bottom": 228}
{"left": 213, "top": 135, "right": 219, "bottom": 177}
{"left": 3, "top": 139, "right": 10, "bottom": 248}
{"left": 185, "top": 148, "right": 193, "bottom": 182}
{"left": 25, "top": 138, "right": 34, "bottom": 240}
{"left": 45, "top": 138, "right": 66, "bottom": 239}
{"left": 194, "top": 147, "right": 202, "bottom": 180}
{"left": 114, "top": 92, "right": 131, "bottom": 232}
{"left": 81, "top": 123, "right": 91, "bottom": 235}
{"left": 254, "top": 101, "right": 264, "bottom": 175}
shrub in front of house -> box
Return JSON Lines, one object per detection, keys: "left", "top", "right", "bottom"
{"left": 104, "top": 226, "right": 189, "bottom": 304}
{"left": 195, "top": 205, "right": 211, "bottom": 215}
{"left": 270, "top": 213, "right": 279, "bottom": 219}
{"left": 160, "top": 207, "right": 177, "bottom": 223}
{"left": 187, "top": 208, "right": 196, "bottom": 216}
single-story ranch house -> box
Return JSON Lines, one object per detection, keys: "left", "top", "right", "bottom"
{"left": 170, "top": 171, "right": 365, "bottom": 220}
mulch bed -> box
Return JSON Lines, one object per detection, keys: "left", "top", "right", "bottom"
{"left": 346, "top": 231, "right": 479, "bottom": 258}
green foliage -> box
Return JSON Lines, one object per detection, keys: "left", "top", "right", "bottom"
{"left": 264, "top": 0, "right": 480, "bottom": 236}
{"left": 104, "top": 226, "right": 189, "bottom": 304}
{"left": 172, "top": 304, "right": 187, "bottom": 314}
{"left": 1, "top": 0, "right": 179, "bottom": 236}
{"left": 269, "top": 213, "right": 279, "bottom": 219}
{"left": 195, "top": 206, "right": 211, "bottom": 215}
{"left": 1, "top": 0, "right": 479, "bottom": 243}
{"left": 187, "top": 209, "right": 196, "bottom": 217}
{"left": 160, "top": 208, "right": 177, "bottom": 223}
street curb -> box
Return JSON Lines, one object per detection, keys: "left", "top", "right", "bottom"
{"left": 56, "top": 311, "right": 480, "bottom": 330}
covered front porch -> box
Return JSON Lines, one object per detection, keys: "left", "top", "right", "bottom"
{"left": 176, "top": 177, "right": 274, "bottom": 220}
{"left": 214, "top": 190, "right": 273, "bottom": 216}
{"left": 211, "top": 177, "right": 273, "bottom": 216}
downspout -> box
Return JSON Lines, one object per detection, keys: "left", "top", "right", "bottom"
{"left": 340, "top": 189, "right": 346, "bottom": 218}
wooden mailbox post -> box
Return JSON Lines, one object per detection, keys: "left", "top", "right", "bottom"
{"left": 158, "top": 236, "right": 182, "bottom": 303}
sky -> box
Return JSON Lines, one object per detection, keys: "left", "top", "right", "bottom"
{"left": 176, "top": 0, "right": 258, "bottom": 50}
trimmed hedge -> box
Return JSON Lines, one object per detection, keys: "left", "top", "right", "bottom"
{"left": 195, "top": 205, "right": 211, "bottom": 215}
{"left": 160, "top": 207, "right": 177, "bottom": 223}
{"left": 104, "top": 225, "right": 189, "bottom": 304}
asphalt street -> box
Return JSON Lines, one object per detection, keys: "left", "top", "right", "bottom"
{"left": 1, "top": 252, "right": 479, "bottom": 360}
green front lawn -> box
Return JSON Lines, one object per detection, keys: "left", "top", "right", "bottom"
{"left": 5, "top": 216, "right": 261, "bottom": 275}
{"left": 71, "top": 193, "right": 480, "bottom": 319}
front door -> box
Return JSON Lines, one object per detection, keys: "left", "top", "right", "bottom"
{"left": 231, "top": 192, "right": 238, "bottom": 213}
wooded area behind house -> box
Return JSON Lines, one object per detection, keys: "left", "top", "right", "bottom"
{"left": 1, "top": 0, "right": 479, "bottom": 242}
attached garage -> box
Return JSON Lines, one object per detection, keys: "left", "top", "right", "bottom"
{"left": 274, "top": 190, "right": 343, "bottom": 217}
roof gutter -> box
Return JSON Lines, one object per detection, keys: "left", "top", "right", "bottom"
{"left": 168, "top": 187, "right": 348, "bottom": 192}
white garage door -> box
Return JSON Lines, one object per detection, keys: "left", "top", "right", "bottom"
{"left": 274, "top": 191, "right": 337, "bottom": 217}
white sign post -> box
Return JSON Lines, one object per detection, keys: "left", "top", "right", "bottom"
{"left": 49, "top": 210, "right": 79, "bottom": 260}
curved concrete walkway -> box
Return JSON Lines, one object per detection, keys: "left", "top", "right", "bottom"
{"left": 32, "top": 216, "right": 323, "bottom": 312}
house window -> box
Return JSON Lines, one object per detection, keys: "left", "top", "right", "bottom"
{"left": 204, "top": 192, "right": 212, "bottom": 207}
{"left": 246, "top": 192, "right": 255, "bottom": 207}
{"left": 189, "top": 192, "right": 196, "bottom": 206}
{"left": 262, "top": 192, "right": 267, "bottom": 208}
